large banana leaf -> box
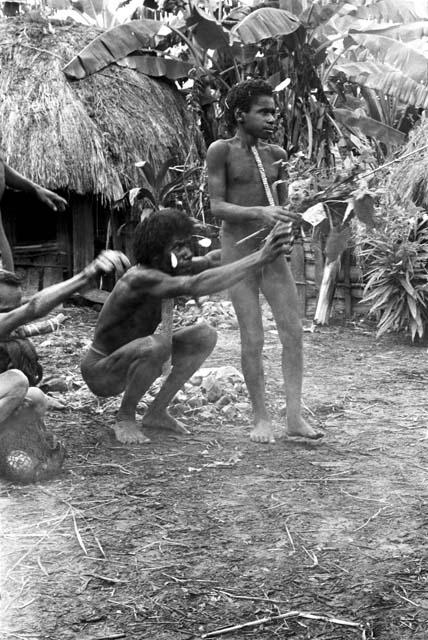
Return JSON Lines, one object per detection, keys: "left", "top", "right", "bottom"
{"left": 63, "top": 19, "right": 164, "bottom": 80}
{"left": 350, "top": 21, "right": 428, "bottom": 43}
{"left": 186, "top": 6, "right": 231, "bottom": 50}
{"left": 334, "top": 60, "right": 428, "bottom": 109}
{"left": 334, "top": 108, "right": 405, "bottom": 146}
{"left": 355, "top": 0, "right": 428, "bottom": 23}
{"left": 348, "top": 33, "right": 428, "bottom": 84}
{"left": 117, "top": 54, "right": 193, "bottom": 80}
{"left": 231, "top": 7, "right": 304, "bottom": 45}
{"left": 301, "top": 1, "right": 357, "bottom": 30}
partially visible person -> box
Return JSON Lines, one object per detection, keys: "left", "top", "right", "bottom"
{"left": 0, "top": 158, "right": 67, "bottom": 270}
{"left": 81, "top": 208, "right": 291, "bottom": 445}
{"left": 0, "top": 249, "right": 129, "bottom": 423}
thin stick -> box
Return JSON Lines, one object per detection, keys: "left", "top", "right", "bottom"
{"left": 358, "top": 143, "right": 428, "bottom": 180}
{"left": 201, "top": 610, "right": 364, "bottom": 638}
{"left": 285, "top": 523, "right": 296, "bottom": 553}
{"left": 353, "top": 507, "right": 386, "bottom": 532}
{"left": 215, "top": 590, "right": 290, "bottom": 605}
{"left": 72, "top": 511, "right": 88, "bottom": 555}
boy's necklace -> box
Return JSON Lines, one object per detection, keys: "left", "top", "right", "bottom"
{"left": 250, "top": 146, "right": 275, "bottom": 206}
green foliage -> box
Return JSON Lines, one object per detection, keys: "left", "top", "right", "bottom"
{"left": 360, "top": 205, "right": 428, "bottom": 340}
{"left": 115, "top": 154, "right": 203, "bottom": 215}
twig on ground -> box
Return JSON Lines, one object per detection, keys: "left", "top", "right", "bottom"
{"left": 340, "top": 489, "right": 385, "bottom": 503}
{"left": 84, "top": 573, "right": 125, "bottom": 584}
{"left": 36, "top": 556, "right": 49, "bottom": 576}
{"left": 392, "top": 586, "right": 419, "bottom": 608}
{"left": 72, "top": 510, "right": 88, "bottom": 555}
{"left": 285, "top": 523, "right": 296, "bottom": 553}
{"left": 353, "top": 507, "right": 386, "bottom": 532}
{"left": 200, "top": 610, "right": 365, "bottom": 638}
{"left": 214, "top": 590, "right": 290, "bottom": 605}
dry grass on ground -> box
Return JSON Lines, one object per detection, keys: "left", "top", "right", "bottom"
{"left": 1, "top": 305, "right": 427, "bottom": 640}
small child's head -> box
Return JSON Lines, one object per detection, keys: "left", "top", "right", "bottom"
{"left": 225, "top": 79, "right": 274, "bottom": 132}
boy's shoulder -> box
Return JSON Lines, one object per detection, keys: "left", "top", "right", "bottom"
{"left": 207, "top": 137, "right": 234, "bottom": 153}
{"left": 260, "top": 140, "right": 287, "bottom": 159}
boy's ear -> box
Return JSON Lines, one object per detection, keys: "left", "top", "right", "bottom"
{"left": 235, "top": 108, "right": 245, "bottom": 123}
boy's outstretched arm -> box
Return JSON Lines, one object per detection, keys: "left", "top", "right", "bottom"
{"left": 0, "top": 251, "right": 130, "bottom": 338}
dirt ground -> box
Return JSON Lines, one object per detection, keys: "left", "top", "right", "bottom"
{"left": 1, "top": 302, "right": 427, "bottom": 640}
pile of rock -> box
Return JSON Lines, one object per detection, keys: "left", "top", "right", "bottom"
{"left": 145, "top": 366, "right": 251, "bottom": 421}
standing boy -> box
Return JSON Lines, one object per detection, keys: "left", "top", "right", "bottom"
{"left": 206, "top": 79, "right": 323, "bottom": 443}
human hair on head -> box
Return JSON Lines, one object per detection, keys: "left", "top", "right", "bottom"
{"left": 0, "top": 270, "right": 22, "bottom": 287}
{"left": 133, "top": 208, "right": 194, "bottom": 267}
{"left": 225, "top": 78, "right": 274, "bottom": 131}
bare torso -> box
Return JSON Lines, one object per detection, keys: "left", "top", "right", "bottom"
{"left": 221, "top": 137, "right": 285, "bottom": 253}
{"left": 92, "top": 267, "right": 162, "bottom": 354}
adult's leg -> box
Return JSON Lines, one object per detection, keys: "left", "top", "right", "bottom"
{"left": 143, "top": 322, "right": 217, "bottom": 433}
{"left": 261, "top": 257, "right": 323, "bottom": 439}
{"left": 81, "top": 336, "right": 170, "bottom": 444}
{"left": 228, "top": 275, "right": 275, "bottom": 443}
{"left": 0, "top": 369, "right": 28, "bottom": 426}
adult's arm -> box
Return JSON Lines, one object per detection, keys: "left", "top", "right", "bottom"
{"left": 0, "top": 251, "right": 130, "bottom": 338}
{"left": 4, "top": 164, "right": 68, "bottom": 212}
{"left": 129, "top": 225, "right": 290, "bottom": 299}
{"left": 191, "top": 249, "right": 222, "bottom": 273}
{"left": 206, "top": 140, "right": 297, "bottom": 227}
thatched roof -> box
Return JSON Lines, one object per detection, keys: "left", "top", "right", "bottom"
{"left": 386, "top": 117, "right": 428, "bottom": 209}
{"left": 0, "top": 18, "right": 200, "bottom": 202}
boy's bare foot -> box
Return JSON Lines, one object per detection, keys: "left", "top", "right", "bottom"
{"left": 113, "top": 419, "right": 151, "bottom": 444}
{"left": 250, "top": 419, "right": 275, "bottom": 444}
{"left": 286, "top": 417, "right": 324, "bottom": 440}
{"left": 142, "top": 410, "right": 190, "bottom": 435}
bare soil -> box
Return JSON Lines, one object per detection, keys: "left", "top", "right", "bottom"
{"left": 1, "top": 305, "right": 427, "bottom": 640}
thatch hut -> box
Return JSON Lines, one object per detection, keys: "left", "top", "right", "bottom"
{"left": 0, "top": 18, "right": 200, "bottom": 288}
{"left": 386, "top": 117, "right": 428, "bottom": 209}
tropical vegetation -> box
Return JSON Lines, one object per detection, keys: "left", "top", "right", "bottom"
{"left": 2, "top": 0, "right": 428, "bottom": 337}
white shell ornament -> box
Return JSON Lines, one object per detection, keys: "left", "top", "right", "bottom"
{"left": 170, "top": 252, "right": 178, "bottom": 269}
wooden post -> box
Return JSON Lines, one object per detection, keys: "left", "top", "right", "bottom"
{"left": 343, "top": 248, "right": 352, "bottom": 318}
{"left": 314, "top": 256, "right": 341, "bottom": 325}
{"left": 72, "top": 195, "right": 94, "bottom": 274}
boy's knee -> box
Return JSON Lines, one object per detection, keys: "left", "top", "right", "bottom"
{"left": 196, "top": 322, "right": 217, "bottom": 351}
{"left": 150, "top": 335, "right": 172, "bottom": 363}
{"left": 1, "top": 369, "right": 29, "bottom": 398}
{"left": 25, "top": 387, "right": 49, "bottom": 416}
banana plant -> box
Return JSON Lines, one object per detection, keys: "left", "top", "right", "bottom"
{"left": 114, "top": 154, "right": 202, "bottom": 215}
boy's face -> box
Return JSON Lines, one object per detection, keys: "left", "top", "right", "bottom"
{"left": 161, "top": 233, "right": 194, "bottom": 275}
{"left": 0, "top": 282, "right": 22, "bottom": 312}
{"left": 239, "top": 95, "right": 276, "bottom": 139}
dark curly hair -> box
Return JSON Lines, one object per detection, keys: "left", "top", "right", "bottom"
{"left": 133, "top": 208, "right": 194, "bottom": 267}
{"left": 225, "top": 79, "right": 274, "bottom": 131}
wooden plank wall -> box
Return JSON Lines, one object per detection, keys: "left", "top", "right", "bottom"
{"left": 290, "top": 239, "right": 369, "bottom": 320}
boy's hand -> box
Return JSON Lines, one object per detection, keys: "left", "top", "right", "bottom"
{"left": 34, "top": 186, "right": 68, "bottom": 212}
{"left": 86, "top": 251, "right": 131, "bottom": 279}
{"left": 259, "top": 205, "right": 300, "bottom": 228}
{"left": 260, "top": 222, "right": 294, "bottom": 263}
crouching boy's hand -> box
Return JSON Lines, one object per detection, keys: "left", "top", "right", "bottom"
{"left": 84, "top": 250, "right": 131, "bottom": 280}
{"left": 260, "top": 222, "right": 295, "bottom": 263}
